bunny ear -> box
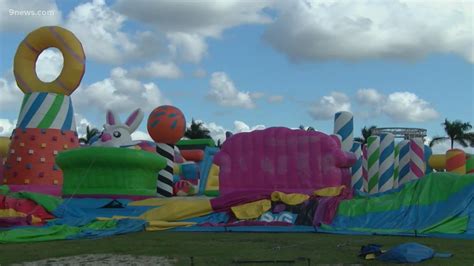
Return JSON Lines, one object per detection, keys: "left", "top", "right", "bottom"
{"left": 106, "top": 110, "right": 119, "bottom": 125}
{"left": 125, "top": 108, "right": 144, "bottom": 133}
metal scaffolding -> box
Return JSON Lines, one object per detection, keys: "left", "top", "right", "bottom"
{"left": 371, "top": 127, "right": 427, "bottom": 140}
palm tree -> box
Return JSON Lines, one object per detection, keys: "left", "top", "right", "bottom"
{"left": 429, "top": 119, "right": 474, "bottom": 149}
{"left": 354, "top": 125, "right": 377, "bottom": 145}
{"left": 79, "top": 126, "right": 99, "bottom": 145}
{"left": 184, "top": 119, "right": 212, "bottom": 139}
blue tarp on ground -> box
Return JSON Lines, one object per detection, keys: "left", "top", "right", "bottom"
{"left": 51, "top": 198, "right": 153, "bottom": 227}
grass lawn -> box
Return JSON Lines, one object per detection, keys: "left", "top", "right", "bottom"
{"left": 1, "top": 232, "right": 473, "bottom": 265}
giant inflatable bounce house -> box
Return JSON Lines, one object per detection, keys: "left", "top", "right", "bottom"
{"left": 0, "top": 26, "right": 474, "bottom": 242}
{"left": 215, "top": 127, "right": 355, "bottom": 195}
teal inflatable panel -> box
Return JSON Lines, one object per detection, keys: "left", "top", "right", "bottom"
{"left": 198, "top": 146, "right": 219, "bottom": 195}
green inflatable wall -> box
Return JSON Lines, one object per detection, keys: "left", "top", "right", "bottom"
{"left": 57, "top": 147, "right": 166, "bottom": 198}
{"left": 176, "top": 138, "right": 216, "bottom": 150}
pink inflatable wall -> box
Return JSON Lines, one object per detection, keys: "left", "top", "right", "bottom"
{"left": 214, "top": 127, "right": 356, "bottom": 195}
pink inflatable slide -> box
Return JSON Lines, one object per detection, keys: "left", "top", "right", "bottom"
{"left": 214, "top": 127, "right": 356, "bottom": 195}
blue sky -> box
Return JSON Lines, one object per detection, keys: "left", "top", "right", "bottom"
{"left": 0, "top": 0, "right": 473, "bottom": 153}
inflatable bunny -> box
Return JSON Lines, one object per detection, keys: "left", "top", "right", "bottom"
{"left": 93, "top": 109, "right": 144, "bottom": 148}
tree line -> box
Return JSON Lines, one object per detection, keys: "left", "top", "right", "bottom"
{"left": 79, "top": 118, "right": 474, "bottom": 150}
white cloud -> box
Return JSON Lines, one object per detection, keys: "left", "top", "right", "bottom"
{"left": 383, "top": 92, "right": 439, "bottom": 122}
{"left": 250, "top": 92, "right": 265, "bottom": 99}
{"left": 74, "top": 67, "right": 171, "bottom": 116}
{"left": 65, "top": 0, "right": 161, "bottom": 64}
{"left": 0, "top": 73, "right": 23, "bottom": 112}
{"left": 208, "top": 72, "right": 256, "bottom": 109}
{"left": 35, "top": 48, "right": 63, "bottom": 82}
{"left": 0, "top": 119, "right": 16, "bottom": 137}
{"left": 129, "top": 61, "right": 182, "bottom": 79}
{"left": 197, "top": 121, "right": 227, "bottom": 143}
{"left": 268, "top": 95, "right": 284, "bottom": 103}
{"left": 115, "top": 0, "right": 273, "bottom": 63}
{"left": 195, "top": 119, "right": 266, "bottom": 143}
{"left": 2, "top": 0, "right": 162, "bottom": 65}
{"left": 74, "top": 113, "right": 96, "bottom": 138}
{"left": 264, "top": 0, "right": 474, "bottom": 63}
{"left": 308, "top": 92, "right": 351, "bottom": 120}
{"left": 233, "top": 120, "right": 265, "bottom": 133}
{"left": 355, "top": 89, "right": 439, "bottom": 122}
{"left": 114, "top": 0, "right": 273, "bottom": 37}
{"left": 167, "top": 32, "right": 208, "bottom": 63}
{"left": 0, "top": 0, "right": 62, "bottom": 32}
{"left": 193, "top": 68, "right": 207, "bottom": 78}
{"left": 357, "top": 88, "right": 384, "bottom": 105}
{"left": 132, "top": 130, "right": 153, "bottom": 141}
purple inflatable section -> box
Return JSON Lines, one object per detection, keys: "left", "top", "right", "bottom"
{"left": 214, "top": 127, "right": 356, "bottom": 195}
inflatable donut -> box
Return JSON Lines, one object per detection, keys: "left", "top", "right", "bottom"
{"left": 13, "top": 26, "right": 85, "bottom": 95}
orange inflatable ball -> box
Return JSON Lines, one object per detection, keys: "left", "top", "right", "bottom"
{"left": 147, "top": 105, "right": 186, "bottom": 144}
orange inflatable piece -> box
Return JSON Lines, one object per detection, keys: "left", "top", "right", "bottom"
{"left": 147, "top": 105, "right": 186, "bottom": 144}
{"left": 180, "top": 149, "right": 205, "bottom": 162}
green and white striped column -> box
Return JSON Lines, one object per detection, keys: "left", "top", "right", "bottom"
{"left": 393, "top": 143, "right": 400, "bottom": 188}
{"left": 367, "top": 135, "right": 380, "bottom": 194}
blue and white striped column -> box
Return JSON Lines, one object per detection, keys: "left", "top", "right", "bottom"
{"left": 333, "top": 111, "right": 353, "bottom": 152}
{"left": 397, "top": 140, "right": 411, "bottom": 186}
{"left": 378, "top": 133, "right": 395, "bottom": 192}
{"left": 351, "top": 142, "right": 363, "bottom": 191}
